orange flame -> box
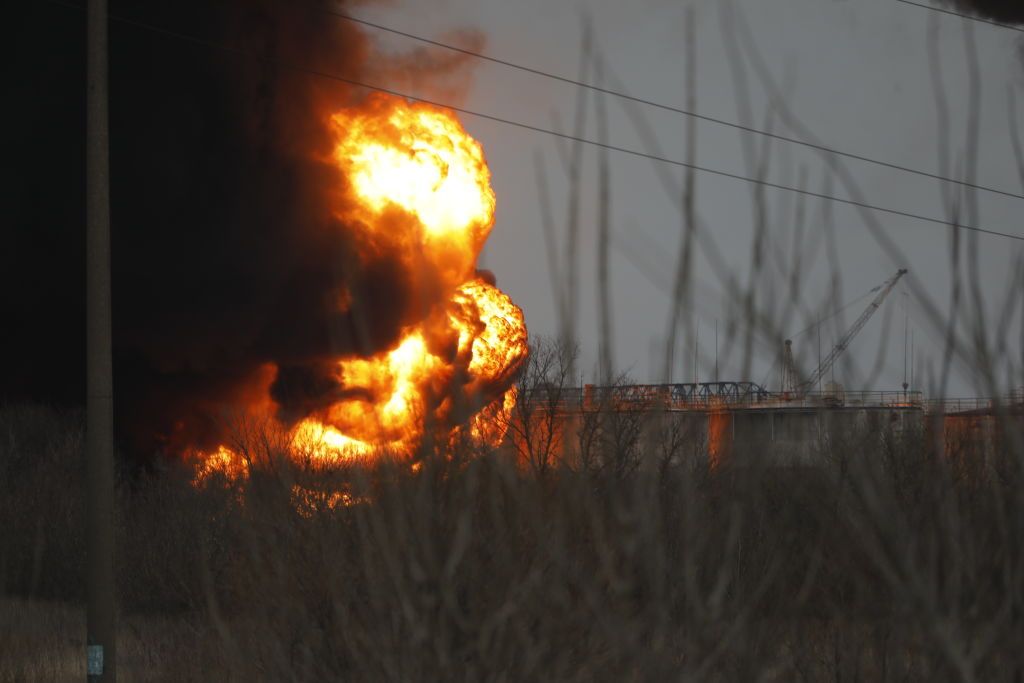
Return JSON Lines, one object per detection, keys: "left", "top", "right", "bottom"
{"left": 193, "top": 95, "right": 527, "bottom": 481}
{"left": 707, "top": 399, "right": 731, "bottom": 469}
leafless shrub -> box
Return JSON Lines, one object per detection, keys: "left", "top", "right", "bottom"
{"left": 501, "top": 336, "right": 577, "bottom": 477}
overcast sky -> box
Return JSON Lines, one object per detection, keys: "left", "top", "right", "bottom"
{"left": 357, "top": 0, "right": 1024, "bottom": 398}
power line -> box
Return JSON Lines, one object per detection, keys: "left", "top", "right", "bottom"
{"left": 320, "top": 5, "right": 1024, "bottom": 202}
{"left": 47, "top": 1, "right": 1024, "bottom": 242}
{"left": 893, "top": 0, "right": 1024, "bottom": 33}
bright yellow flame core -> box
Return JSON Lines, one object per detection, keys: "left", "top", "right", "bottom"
{"left": 292, "top": 420, "right": 373, "bottom": 458}
{"left": 451, "top": 279, "right": 528, "bottom": 378}
{"left": 314, "top": 279, "right": 527, "bottom": 452}
{"left": 322, "top": 332, "right": 447, "bottom": 448}
{"left": 334, "top": 105, "right": 495, "bottom": 242}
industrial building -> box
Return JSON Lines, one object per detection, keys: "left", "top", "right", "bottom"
{"left": 506, "top": 269, "right": 1024, "bottom": 468}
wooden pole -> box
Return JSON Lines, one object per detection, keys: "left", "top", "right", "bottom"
{"left": 86, "top": 0, "right": 116, "bottom": 679}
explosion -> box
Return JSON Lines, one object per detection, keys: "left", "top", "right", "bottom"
{"left": 196, "top": 95, "right": 527, "bottom": 480}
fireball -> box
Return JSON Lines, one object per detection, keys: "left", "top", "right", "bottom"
{"left": 334, "top": 99, "right": 495, "bottom": 243}
{"left": 194, "top": 94, "right": 527, "bottom": 481}
{"left": 331, "top": 96, "right": 496, "bottom": 290}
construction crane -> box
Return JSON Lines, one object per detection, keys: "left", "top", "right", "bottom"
{"left": 782, "top": 268, "right": 908, "bottom": 398}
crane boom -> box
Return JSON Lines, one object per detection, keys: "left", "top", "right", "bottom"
{"left": 797, "top": 268, "right": 908, "bottom": 396}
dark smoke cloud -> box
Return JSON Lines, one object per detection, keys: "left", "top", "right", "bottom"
{"left": 1, "top": 1, "right": 483, "bottom": 460}
{"left": 372, "top": 28, "right": 488, "bottom": 104}
{"left": 938, "top": 0, "right": 1024, "bottom": 24}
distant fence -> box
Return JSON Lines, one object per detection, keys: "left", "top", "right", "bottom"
{"left": 925, "top": 395, "right": 1024, "bottom": 415}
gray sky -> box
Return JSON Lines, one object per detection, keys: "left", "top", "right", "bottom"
{"left": 359, "top": 0, "right": 1024, "bottom": 398}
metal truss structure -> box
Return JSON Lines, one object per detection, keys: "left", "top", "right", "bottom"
{"left": 587, "top": 381, "right": 772, "bottom": 407}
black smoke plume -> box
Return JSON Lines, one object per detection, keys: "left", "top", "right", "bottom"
{"left": 938, "top": 0, "right": 1024, "bottom": 24}
{"left": 1, "top": 1, "right": 481, "bottom": 461}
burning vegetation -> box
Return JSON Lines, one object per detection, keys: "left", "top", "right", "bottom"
{"left": 195, "top": 95, "right": 527, "bottom": 480}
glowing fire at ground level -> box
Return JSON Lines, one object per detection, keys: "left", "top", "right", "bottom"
{"left": 194, "top": 278, "right": 526, "bottom": 483}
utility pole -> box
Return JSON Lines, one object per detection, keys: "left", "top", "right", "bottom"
{"left": 910, "top": 329, "right": 915, "bottom": 393}
{"left": 693, "top": 324, "right": 699, "bottom": 385}
{"left": 87, "top": 0, "right": 116, "bottom": 680}
{"left": 902, "top": 290, "right": 909, "bottom": 397}
{"left": 714, "top": 319, "right": 719, "bottom": 383}
{"left": 817, "top": 314, "right": 822, "bottom": 393}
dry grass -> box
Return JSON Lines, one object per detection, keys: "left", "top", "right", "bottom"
{"left": 0, "top": 597, "right": 230, "bottom": 683}
{"left": 2, "top": 402, "right": 1024, "bottom": 681}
